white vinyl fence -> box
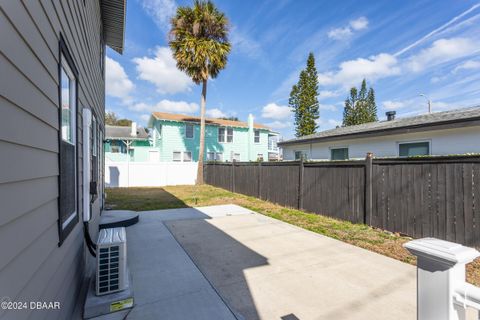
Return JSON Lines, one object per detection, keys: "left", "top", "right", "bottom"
{"left": 105, "top": 161, "right": 198, "bottom": 187}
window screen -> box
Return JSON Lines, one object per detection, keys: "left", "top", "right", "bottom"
{"left": 331, "top": 148, "right": 349, "bottom": 160}
{"left": 254, "top": 130, "right": 260, "bottom": 143}
{"left": 218, "top": 127, "right": 225, "bottom": 142}
{"left": 173, "top": 151, "right": 182, "bottom": 162}
{"left": 183, "top": 151, "right": 192, "bottom": 162}
{"left": 227, "top": 128, "right": 233, "bottom": 143}
{"left": 294, "top": 151, "right": 307, "bottom": 160}
{"left": 185, "top": 123, "right": 194, "bottom": 138}
{"left": 399, "top": 142, "right": 430, "bottom": 157}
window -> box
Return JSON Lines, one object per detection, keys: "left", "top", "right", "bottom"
{"left": 257, "top": 154, "right": 264, "bottom": 161}
{"left": 218, "top": 127, "right": 233, "bottom": 143}
{"left": 227, "top": 128, "right": 233, "bottom": 142}
{"left": 58, "top": 37, "right": 79, "bottom": 244}
{"left": 110, "top": 141, "right": 125, "bottom": 153}
{"left": 331, "top": 148, "right": 349, "bottom": 160}
{"left": 294, "top": 151, "right": 307, "bottom": 160}
{"left": 185, "top": 123, "right": 194, "bottom": 139}
{"left": 215, "top": 153, "right": 223, "bottom": 161}
{"left": 207, "top": 152, "right": 215, "bottom": 161}
{"left": 183, "top": 151, "right": 192, "bottom": 162}
{"left": 173, "top": 151, "right": 182, "bottom": 162}
{"left": 254, "top": 130, "right": 260, "bottom": 143}
{"left": 399, "top": 141, "right": 430, "bottom": 157}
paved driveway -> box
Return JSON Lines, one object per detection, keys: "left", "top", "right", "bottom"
{"left": 165, "top": 207, "right": 416, "bottom": 320}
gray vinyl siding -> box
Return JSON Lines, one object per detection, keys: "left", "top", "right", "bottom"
{"left": 0, "top": 1, "right": 105, "bottom": 319}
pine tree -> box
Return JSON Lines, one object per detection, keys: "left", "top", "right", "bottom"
{"left": 342, "top": 79, "right": 378, "bottom": 126}
{"left": 290, "top": 52, "right": 319, "bottom": 137}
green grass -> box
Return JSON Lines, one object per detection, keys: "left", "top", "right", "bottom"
{"left": 106, "top": 184, "right": 480, "bottom": 285}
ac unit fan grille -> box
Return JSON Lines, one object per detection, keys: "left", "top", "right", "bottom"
{"left": 98, "top": 246, "right": 120, "bottom": 293}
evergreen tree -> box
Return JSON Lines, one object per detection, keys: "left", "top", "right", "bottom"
{"left": 342, "top": 79, "right": 378, "bottom": 126}
{"left": 290, "top": 52, "right": 319, "bottom": 137}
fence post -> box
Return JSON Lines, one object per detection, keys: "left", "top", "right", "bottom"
{"left": 231, "top": 161, "right": 235, "bottom": 192}
{"left": 298, "top": 158, "right": 304, "bottom": 210}
{"left": 365, "top": 152, "right": 373, "bottom": 225}
{"left": 404, "top": 238, "right": 480, "bottom": 320}
{"left": 257, "top": 161, "right": 262, "bottom": 199}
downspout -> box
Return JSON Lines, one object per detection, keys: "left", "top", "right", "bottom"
{"left": 248, "top": 114, "right": 254, "bottom": 161}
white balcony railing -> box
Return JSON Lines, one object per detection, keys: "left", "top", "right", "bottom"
{"left": 404, "top": 238, "right": 480, "bottom": 320}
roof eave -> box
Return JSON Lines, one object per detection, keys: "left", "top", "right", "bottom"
{"left": 101, "top": 0, "right": 126, "bottom": 54}
{"left": 278, "top": 117, "right": 480, "bottom": 146}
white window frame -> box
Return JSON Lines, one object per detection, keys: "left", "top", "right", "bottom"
{"left": 185, "top": 123, "right": 194, "bottom": 139}
{"left": 207, "top": 152, "right": 215, "bottom": 161}
{"left": 397, "top": 140, "right": 431, "bottom": 157}
{"left": 215, "top": 152, "right": 223, "bottom": 162}
{"left": 218, "top": 127, "right": 226, "bottom": 143}
{"left": 254, "top": 129, "right": 260, "bottom": 143}
{"left": 294, "top": 150, "right": 307, "bottom": 160}
{"left": 329, "top": 146, "right": 349, "bottom": 160}
{"left": 227, "top": 127, "right": 233, "bottom": 143}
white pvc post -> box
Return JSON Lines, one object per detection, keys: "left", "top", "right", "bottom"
{"left": 404, "top": 238, "right": 480, "bottom": 320}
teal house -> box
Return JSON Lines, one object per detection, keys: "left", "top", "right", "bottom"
{"left": 104, "top": 123, "right": 157, "bottom": 162}
{"left": 147, "top": 112, "right": 280, "bottom": 162}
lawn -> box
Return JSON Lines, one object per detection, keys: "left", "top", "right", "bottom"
{"left": 106, "top": 185, "right": 480, "bottom": 286}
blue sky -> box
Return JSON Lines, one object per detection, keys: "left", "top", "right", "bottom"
{"left": 106, "top": 0, "right": 480, "bottom": 139}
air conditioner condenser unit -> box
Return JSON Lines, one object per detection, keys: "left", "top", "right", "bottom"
{"left": 96, "top": 227, "right": 127, "bottom": 296}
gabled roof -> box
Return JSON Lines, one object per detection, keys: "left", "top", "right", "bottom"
{"left": 279, "top": 106, "right": 480, "bottom": 146}
{"left": 105, "top": 125, "right": 149, "bottom": 140}
{"left": 101, "top": 0, "right": 126, "bottom": 54}
{"left": 150, "top": 112, "right": 271, "bottom": 130}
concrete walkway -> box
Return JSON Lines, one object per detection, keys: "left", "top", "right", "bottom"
{"left": 164, "top": 207, "right": 416, "bottom": 320}
{"left": 122, "top": 205, "right": 255, "bottom": 320}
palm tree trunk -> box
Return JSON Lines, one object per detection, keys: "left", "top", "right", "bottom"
{"left": 196, "top": 79, "right": 207, "bottom": 184}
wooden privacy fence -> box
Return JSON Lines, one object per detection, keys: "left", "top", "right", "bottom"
{"left": 204, "top": 155, "right": 480, "bottom": 246}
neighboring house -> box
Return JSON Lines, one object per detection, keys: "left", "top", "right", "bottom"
{"left": 148, "top": 112, "right": 279, "bottom": 162}
{"left": 279, "top": 107, "right": 480, "bottom": 161}
{"left": 0, "top": 1, "right": 126, "bottom": 319}
{"left": 104, "top": 123, "right": 156, "bottom": 162}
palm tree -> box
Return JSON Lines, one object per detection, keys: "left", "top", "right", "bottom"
{"left": 169, "top": 0, "right": 231, "bottom": 184}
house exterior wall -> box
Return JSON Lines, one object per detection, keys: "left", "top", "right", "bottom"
{"left": 0, "top": 1, "right": 105, "bottom": 319}
{"left": 104, "top": 140, "right": 154, "bottom": 162}
{"left": 151, "top": 119, "right": 271, "bottom": 162}
{"left": 282, "top": 126, "right": 480, "bottom": 160}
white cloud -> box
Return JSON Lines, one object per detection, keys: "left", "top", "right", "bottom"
{"left": 141, "top": 0, "right": 177, "bottom": 32}
{"left": 453, "top": 60, "right": 480, "bottom": 73}
{"left": 131, "top": 99, "right": 199, "bottom": 114}
{"left": 350, "top": 17, "right": 369, "bottom": 31}
{"left": 133, "top": 47, "right": 193, "bottom": 94}
{"left": 383, "top": 100, "right": 406, "bottom": 110}
{"left": 140, "top": 114, "right": 151, "bottom": 122}
{"left": 407, "top": 38, "right": 479, "bottom": 72}
{"left": 328, "top": 27, "right": 353, "bottom": 40}
{"left": 265, "top": 121, "right": 292, "bottom": 129}
{"left": 319, "top": 90, "right": 340, "bottom": 99}
{"left": 105, "top": 57, "right": 134, "bottom": 102}
{"left": 317, "top": 118, "right": 342, "bottom": 130}
{"left": 206, "top": 108, "right": 227, "bottom": 118}
{"left": 318, "top": 53, "right": 400, "bottom": 88}
{"left": 328, "top": 17, "right": 369, "bottom": 40}
{"left": 261, "top": 103, "right": 291, "bottom": 120}
{"left": 319, "top": 104, "right": 337, "bottom": 111}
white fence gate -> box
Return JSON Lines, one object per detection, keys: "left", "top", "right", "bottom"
{"left": 105, "top": 161, "right": 198, "bottom": 187}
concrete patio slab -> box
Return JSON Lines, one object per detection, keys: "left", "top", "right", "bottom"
{"left": 118, "top": 206, "right": 250, "bottom": 320}
{"left": 165, "top": 211, "right": 417, "bottom": 320}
